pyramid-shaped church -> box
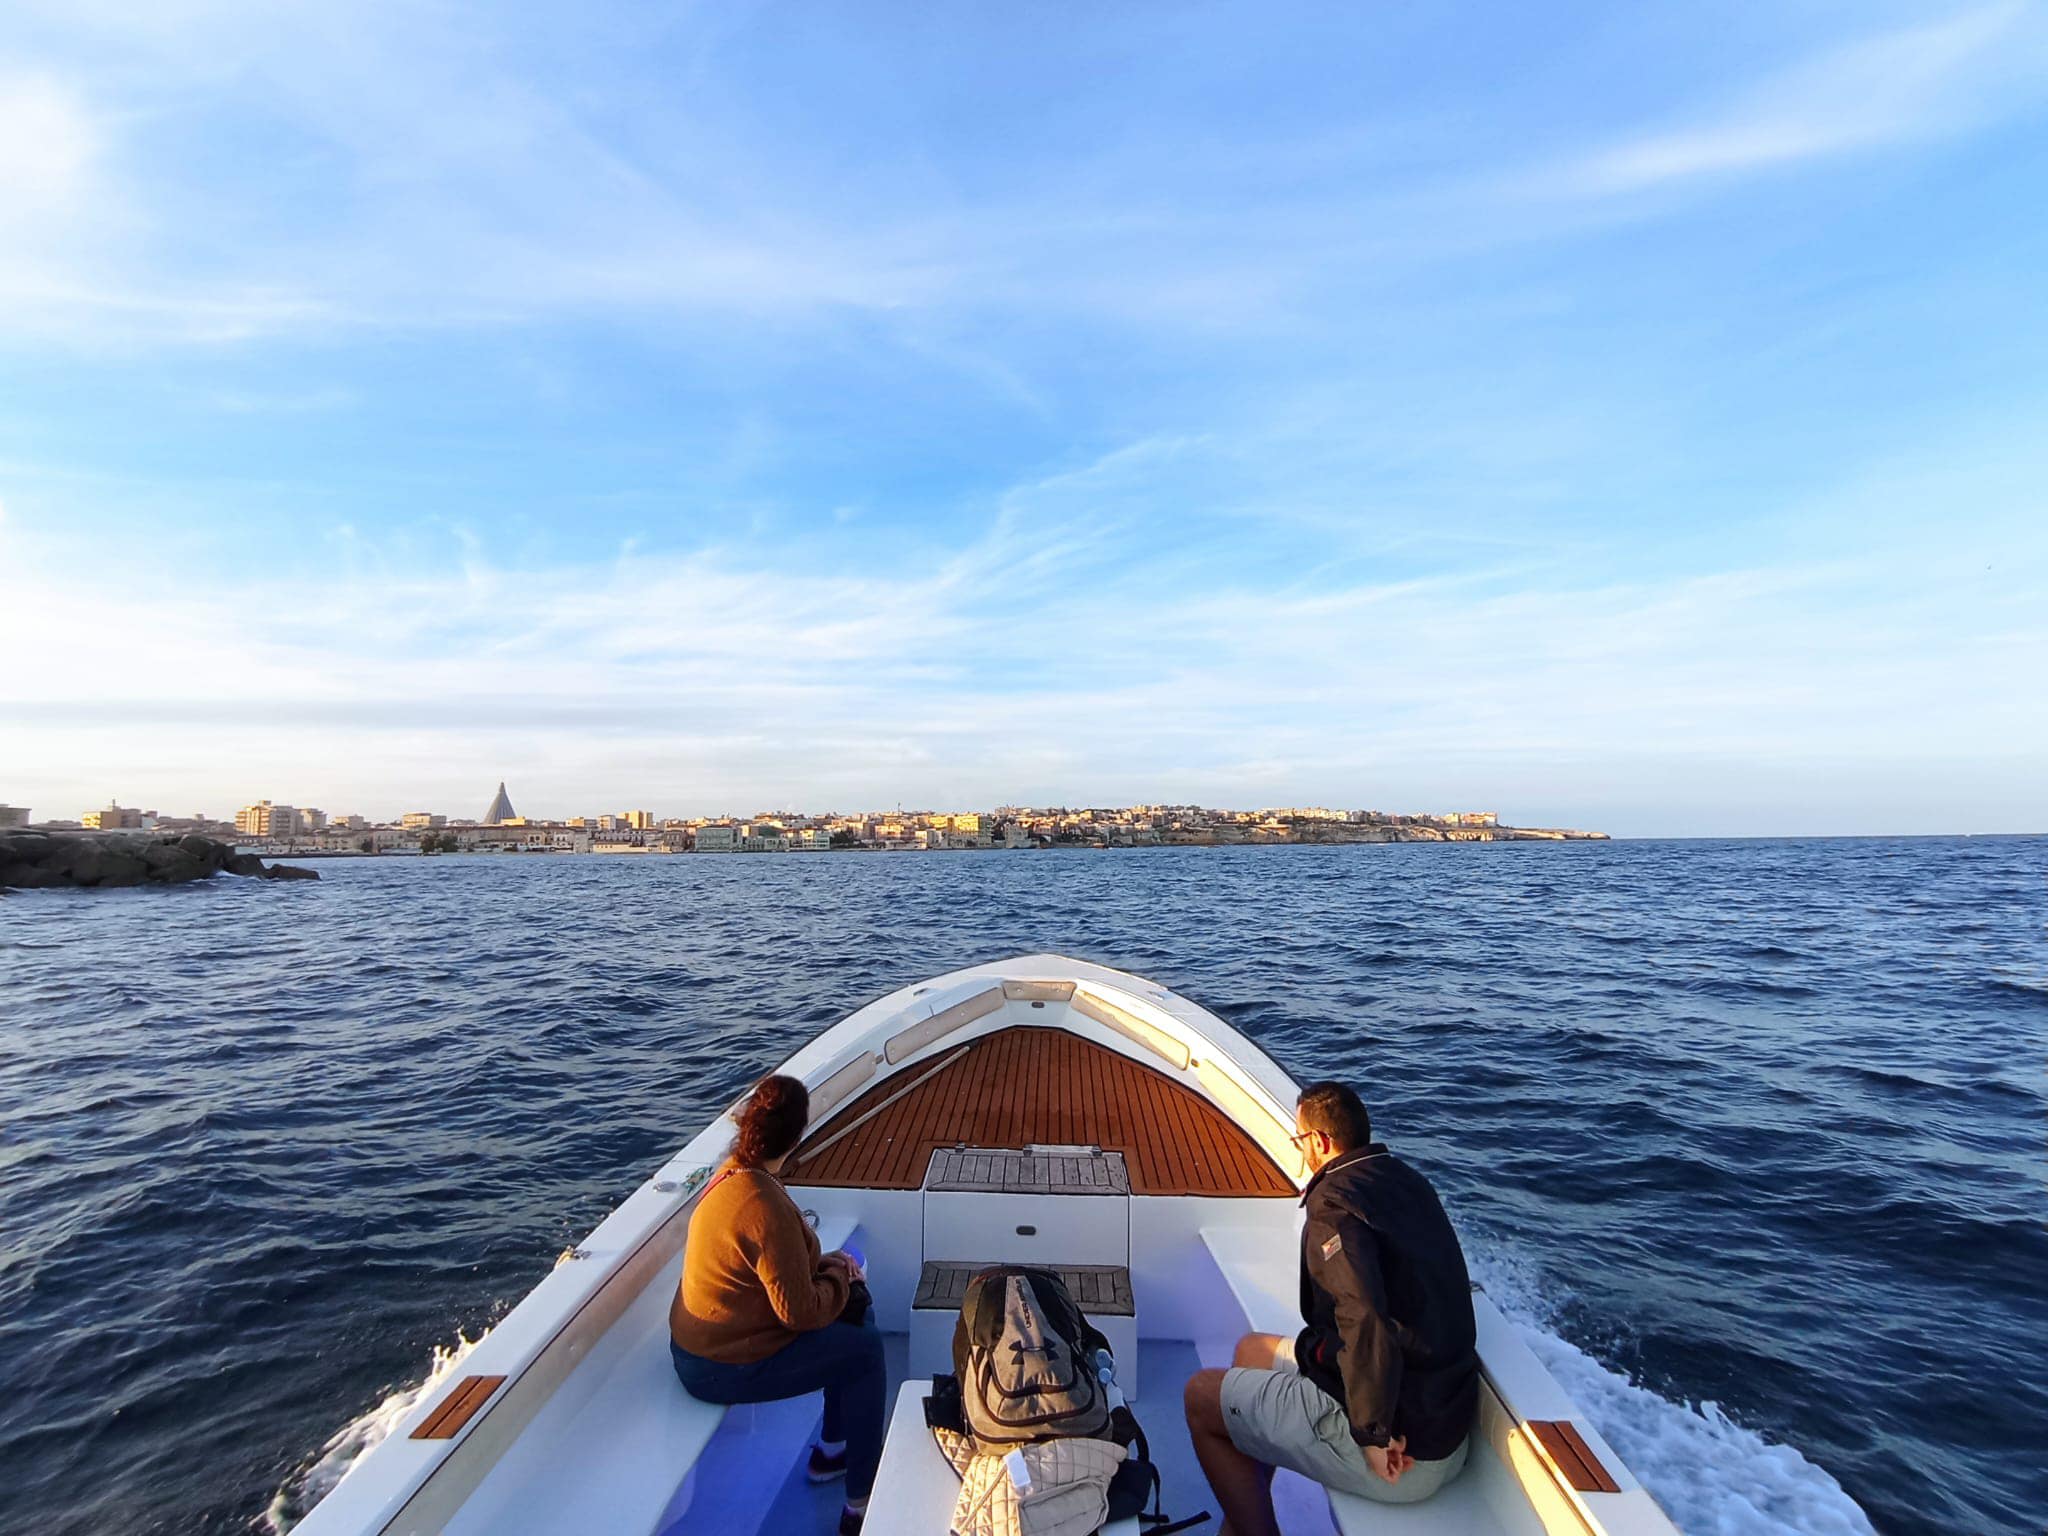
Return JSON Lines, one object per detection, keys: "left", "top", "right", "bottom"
{"left": 482, "top": 782, "right": 516, "bottom": 825}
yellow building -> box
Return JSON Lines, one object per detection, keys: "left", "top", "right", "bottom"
{"left": 625, "top": 809, "right": 656, "bottom": 830}
{"left": 83, "top": 803, "right": 145, "bottom": 830}
{"left": 234, "top": 801, "right": 297, "bottom": 836}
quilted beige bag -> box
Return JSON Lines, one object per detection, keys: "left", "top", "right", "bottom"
{"left": 934, "top": 1427, "right": 1128, "bottom": 1536}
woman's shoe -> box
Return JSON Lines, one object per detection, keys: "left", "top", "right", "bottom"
{"left": 806, "top": 1443, "right": 849, "bottom": 1483}
{"left": 837, "top": 1504, "right": 865, "bottom": 1536}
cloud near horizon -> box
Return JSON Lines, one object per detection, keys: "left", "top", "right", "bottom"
{"left": 6, "top": 421, "right": 2043, "bottom": 835}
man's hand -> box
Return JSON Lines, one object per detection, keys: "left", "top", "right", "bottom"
{"left": 1364, "top": 1436, "right": 1411, "bottom": 1485}
{"left": 819, "top": 1251, "right": 855, "bottom": 1282}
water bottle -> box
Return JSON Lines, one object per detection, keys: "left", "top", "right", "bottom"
{"left": 1094, "top": 1348, "right": 1125, "bottom": 1409}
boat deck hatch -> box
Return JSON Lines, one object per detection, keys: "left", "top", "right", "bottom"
{"left": 924, "top": 1146, "right": 1131, "bottom": 1195}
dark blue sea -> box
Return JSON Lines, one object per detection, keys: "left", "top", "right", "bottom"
{"left": 2, "top": 840, "right": 2043, "bottom": 1536}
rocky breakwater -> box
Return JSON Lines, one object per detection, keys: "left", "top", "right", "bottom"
{"left": 0, "top": 831, "right": 319, "bottom": 890}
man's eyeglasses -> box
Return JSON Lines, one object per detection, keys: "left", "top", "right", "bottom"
{"left": 1289, "top": 1130, "right": 1324, "bottom": 1149}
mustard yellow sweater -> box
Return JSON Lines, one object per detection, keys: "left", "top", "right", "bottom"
{"left": 669, "top": 1164, "right": 850, "bottom": 1363}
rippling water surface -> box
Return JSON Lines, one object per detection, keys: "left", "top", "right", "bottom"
{"left": 2, "top": 839, "right": 2043, "bottom": 1536}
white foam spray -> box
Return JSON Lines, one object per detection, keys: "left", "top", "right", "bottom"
{"left": 1470, "top": 1248, "right": 1878, "bottom": 1536}
{"left": 263, "top": 1330, "right": 485, "bottom": 1534}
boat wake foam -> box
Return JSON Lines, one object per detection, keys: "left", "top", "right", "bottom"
{"left": 263, "top": 1331, "right": 485, "bottom": 1534}
{"left": 1470, "top": 1249, "right": 1876, "bottom": 1536}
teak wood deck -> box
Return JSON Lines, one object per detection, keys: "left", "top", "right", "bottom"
{"left": 786, "top": 1025, "right": 1295, "bottom": 1197}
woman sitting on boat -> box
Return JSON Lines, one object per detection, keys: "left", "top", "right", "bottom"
{"left": 669, "top": 1074, "right": 882, "bottom": 1535}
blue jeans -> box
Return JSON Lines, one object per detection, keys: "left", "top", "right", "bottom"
{"left": 671, "top": 1315, "right": 886, "bottom": 1499}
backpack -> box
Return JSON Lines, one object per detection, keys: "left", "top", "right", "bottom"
{"left": 951, "top": 1266, "right": 1112, "bottom": 1451}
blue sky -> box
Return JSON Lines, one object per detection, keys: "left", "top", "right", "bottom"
{"left": 3, "top": 1, "right": 2045, "bottom": 835}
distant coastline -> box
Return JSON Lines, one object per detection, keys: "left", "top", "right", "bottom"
{"left": 235, "top": 819, "right": 1610, "bottom": 859}
{"left": 263, "top": 829, "right": 1610, "bottom": 860}
{"left": 8, "top": 796, "right": 1606, "bottom": 858}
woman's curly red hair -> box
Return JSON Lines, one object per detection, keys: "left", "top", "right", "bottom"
{"left": 731, "top": 1074, "right": 810, "bottom": 1168}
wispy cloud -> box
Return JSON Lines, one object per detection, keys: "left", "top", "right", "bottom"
{"left": 6, "top": 2, "right": 2047, "bottom": 350}
{"left": 1540, "top": 4, "right": 2039, "bottom": 198}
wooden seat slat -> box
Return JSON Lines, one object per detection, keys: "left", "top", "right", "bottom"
{"left": 913, "top": 1260, "right": 1135, "bottom": 1317}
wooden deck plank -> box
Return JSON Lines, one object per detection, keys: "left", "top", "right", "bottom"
{"left": 1146, "top": 1069, "right": 1194, "bottom": 1194}
{"left": 1078, "top": 1037, "right": 1104, "bottom": 1177}
{"left": 1048, "top": 1031, "right": 1072, "bottom": 1146}
{"left": 1030, "top": 1031, "right": 1050, "bottom": 1140}
{"left": 786, "top": 1026, "right": 1293, "bottom": 1197}
{"left": 1075, "top": 1033, "right": 1103, "bottom": 1177}
{"left": 410, "top": 1374, "right": 506, "bottom": 1440}
{"left": 1059, "top": 1030, "right": 1089, "bottom": 1146}
{"left": 959, "top": 1036, "right": 995, "bottom": 1161}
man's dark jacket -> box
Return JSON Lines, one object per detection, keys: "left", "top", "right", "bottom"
{"left": 1295, "top": 1143, "right": 1478, "bottom": 1462}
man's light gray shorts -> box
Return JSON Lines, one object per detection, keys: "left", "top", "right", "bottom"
{"left": 1220, "top": 1337, "right": 1470, "bottom": 1505}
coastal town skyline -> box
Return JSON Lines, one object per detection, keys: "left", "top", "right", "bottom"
{"left": 4, "top": 784, "right": 1603, "bottom": 850}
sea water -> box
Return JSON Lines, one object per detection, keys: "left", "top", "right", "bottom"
{"left": 1, "top": 839, "right": 2042, "bottom": 1535}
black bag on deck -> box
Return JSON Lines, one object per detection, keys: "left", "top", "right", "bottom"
{"left": 951, "top": 1265, "right": 1112, "bottom": 1451}
{"left": 1105, "top": 1401, "right": 1165, "bottom": 1524}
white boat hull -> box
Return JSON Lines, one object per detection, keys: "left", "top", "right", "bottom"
{"left": 292, "top": 955, "right": 1681, "bottom": 1536}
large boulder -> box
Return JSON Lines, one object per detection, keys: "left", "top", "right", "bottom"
{"left": 142, "top": 841, "right": 211, "bottom": 883}
{"left": 0, "top": 831, "right": 318, "bottom": 888}
{"left": 0, "top": 830, "right": 54, "bottom": 862}
{"left": 51, "top": 838, "right": 149, "bottom": 887}
{"left": 178, "top": 833, "right": 231, "bottom": 870}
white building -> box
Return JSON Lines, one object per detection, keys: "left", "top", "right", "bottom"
{"left": 740, "top": 824, "right": 788, "bottom": 853}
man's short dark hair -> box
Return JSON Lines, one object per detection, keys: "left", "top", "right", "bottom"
{"left": 1296, "top": 1081, "right": 1372, "bottom": 1150}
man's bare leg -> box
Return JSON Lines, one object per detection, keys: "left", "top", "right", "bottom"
{"left": 1233, "top": 1332, "right": 1291, "bottom": 1370}
{"left": 1184, "top": 1367, "right": 1279, "bottom": 1536}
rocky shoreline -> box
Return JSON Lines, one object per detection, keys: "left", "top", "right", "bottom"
{"left": 0, "top": 832, "right": 318, "bottom": 890}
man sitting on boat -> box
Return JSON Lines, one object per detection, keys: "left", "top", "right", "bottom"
{"left": 1184, "top": 1080, "right": 1479, "bottom": 1535}
{"left": 669, "top": 1074, "right": 883, "bottom": 1536}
